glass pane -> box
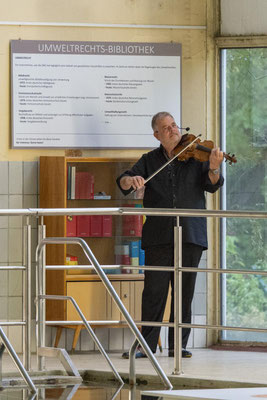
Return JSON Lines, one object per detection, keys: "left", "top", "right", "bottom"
{"left": 221, "top": 48, "right": 267, "bottom": 341}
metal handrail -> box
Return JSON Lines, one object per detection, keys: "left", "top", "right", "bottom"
{"left": 0, "top": 327, "right": 36, "bottom": 393}
{"left": 31, "top": 207, "right": 266, "bottom": 218}
{"left": 39, "top": 294, "right": 123, "bottom": 385}
{"left": 0, "top": 207, "right": 265, "bottom": 385}
{"left": 36, "top": 237, "right": 173, "bottom": 389}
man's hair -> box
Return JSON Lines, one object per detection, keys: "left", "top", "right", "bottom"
{"left": 151, "top": 112, "right": 174, "bottom": 132}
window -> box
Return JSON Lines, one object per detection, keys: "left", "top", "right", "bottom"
{"left": 221, "top": 48, "right": 267, "bottom": 341}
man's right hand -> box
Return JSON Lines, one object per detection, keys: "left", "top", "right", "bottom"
{"left": 120, "top": 175, "right": 145, "bottom": 191}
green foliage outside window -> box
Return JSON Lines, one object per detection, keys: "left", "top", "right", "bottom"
{"left": 223, "top": 48, "right": 267, "bottom": 340}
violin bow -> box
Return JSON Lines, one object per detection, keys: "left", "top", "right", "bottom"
{"left": 130, "top": 134, "right": 201, "bottom": 194}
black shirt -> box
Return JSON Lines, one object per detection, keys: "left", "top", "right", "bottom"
{"left": 116, "top": 144, "right": 224, "bottom": 250}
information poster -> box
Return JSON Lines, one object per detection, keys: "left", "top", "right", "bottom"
{"left": 11, "top": 40, "right": 181, "bottom": 148}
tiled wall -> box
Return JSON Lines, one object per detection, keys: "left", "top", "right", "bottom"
{"left": 0, "top": 161, "right": 39, "bottom": 353}
{"left": 0, "top": 161, "right": 207, "bottom": 353}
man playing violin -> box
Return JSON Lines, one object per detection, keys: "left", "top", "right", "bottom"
{"left": 116, "top": 111, "right": 224, "bottom": 359}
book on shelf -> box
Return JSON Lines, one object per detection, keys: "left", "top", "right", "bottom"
{"left": 76, "top": 171, "right": 94, "bottom": 199}
{"left": 66, "top": 215, "right": 77, "bottom": 237}
{"left": 77, "top": 215, "right": 91, "bottom": 237}
{"left": 90, "top": 215, "right": 102, "bottom": 237}
{"left": 67, "top": 167, "right": 94, "bottom": 200}
{"left": 122, "top": 203, "right": 143, "bottom": 237}
{"left": 66, "top": 254, "right": 78, "bottom": 265}
{"left": 67, "top": 165, "right": 71, "bottom": 200}
{"left": 71, "top": 166, "right": 76, "bottom": 199}
{"left": 102, "top": 215, "right": 112, "bottom": 237}
{"left": 94, "top": 192, "right": 111, "bottom": 200}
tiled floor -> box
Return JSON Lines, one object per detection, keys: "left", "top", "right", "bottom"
{"left": 2, "top": 348, "right": 267, "bottom": 387}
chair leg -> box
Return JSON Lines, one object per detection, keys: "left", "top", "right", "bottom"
{"left": 54, "top": 326, "right": 63, "bottom": 348}
{"left": 72, "top": 326, "right": 82, "bottom": 352}
{"left": 158, "top": 335, "right": 163, "bottom": 353}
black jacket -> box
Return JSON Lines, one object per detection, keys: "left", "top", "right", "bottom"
{"left": 116, "top": 145, "right": 224, "bottom": 250}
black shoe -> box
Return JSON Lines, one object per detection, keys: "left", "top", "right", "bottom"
{"left": 182, "top": 349, "right": 192, "bottom": 358}
{"left": 168, "top": 349, "right": 192, "bottom": 358}
{"left": 122, "top": 350, "right": 147, "bottom": 359}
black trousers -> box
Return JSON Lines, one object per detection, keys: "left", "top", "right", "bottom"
{"left": 141, "top": 243, "right": 203, "bottom": 353}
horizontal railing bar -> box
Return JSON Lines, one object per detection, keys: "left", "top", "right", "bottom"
{"left": 0, "top": 207, "right": 265, "bottom": 219}
{"left": 45, "top": 264, "right": 174, "bottom": 272}
{"left": 0, "top": 321, "right": 26, "bottom": 326}
{"left": 180, "top": 323, "right": 267, "bottom": 333}
{"left": 0, "top": 266, "right": 26, "bottom": 270}
{"left": 32, "top": 207, "right": 267, "bottom": 219}
{"left": 45, "top": 264, "right": 267, "bottom": 275}
{"left": 0, "top": 209, "right": 34, "bottom": 216}
{"left": 180, "top": 267, "right": 267, "bottom": 275}
{"left": 45, "top": 320, "right": 174, "bottom": 327}
{"left": 45, "top": 319, "right": 267, "bottom": 333}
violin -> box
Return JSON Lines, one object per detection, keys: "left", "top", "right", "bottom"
{"left": 129, "top": 132, "right": 237, "bottom": 193}
{"left": 173, "top": 133, "right": 237, "bottom": 165}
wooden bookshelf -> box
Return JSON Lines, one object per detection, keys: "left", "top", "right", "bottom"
{"left": 39, "top": 156, "right": 144, "bottom": 325}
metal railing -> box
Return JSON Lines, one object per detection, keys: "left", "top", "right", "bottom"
{"left": 0, "top": 207, "right": 266, "bottom": 387}
{"left": 36, "top": 236, "right": 172, "bottom": 389}
{"left": 35, "top": 206, "right": 267, "bottom": 379}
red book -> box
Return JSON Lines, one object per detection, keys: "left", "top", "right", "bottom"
{"left": 122, "top": 204, "right": 134, "bottom": 236}
{"left": 102, "top": 215, "right": 112, "bottom": 237}
{"left": 75, "top": 172, "right": 94, "bottom": 199}
{"left": 66, "top": 216, "right": 77, "bottom": 237}
{"left": 122, "top": 204, "right": 142, "bottom": 237}
{"left": 90, "top": 215, "right": 102, "bottom": 237}
{"left": 76, "top": 215, "right": 91, "bottom": 237}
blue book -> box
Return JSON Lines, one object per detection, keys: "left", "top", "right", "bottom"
{"left": 129, "top": 241, "right": 139, "bottom": 258}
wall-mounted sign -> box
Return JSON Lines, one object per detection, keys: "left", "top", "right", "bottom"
{"left": 11, "top": 40, "right": 181, "bottom": 148}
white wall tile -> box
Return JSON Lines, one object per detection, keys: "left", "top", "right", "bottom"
{"left": 193, "top": 293, "right": 206, "bottom": 315}
{"left": 0, "top": 162, "right": 8, "bottom": 194}
{"left": 0, "top": 297, "right": 8, "bottom": 320}
{"left": 199, "top": 257, "right": 207, "bottom": 269}
{"left": 8, "top": 270, "right": 23, "bottom": 296}
{"left": 123, "top": 328, "right": 135, "bottom": 350}
{"left": 9, "top": 195, "right": 23, "bottom": 228}
{"left": 159, "top": 326, "right": 167, "bottom": 350}
{"left": 0, "top": 195, "right": 8, "bottom": 228}
{"left": 0, "top": 230, "right": 8, "bottom": 263}
{"left": 109, "top": 328, "right": 123, "bottom": 350}
{"left": 23, "top": 162, "right": 38, "bottom": 195}
{"left": 8, "top": 326, "right": 23, "bottom": 353}
{"left": 193, "top": 315, "right": 207, "bottom": 348}
{"left": 9, "top": 162, "right": 23, "bottom": 195}
{"left": 195, "top": 271, "right": 207, "bottom": 294}
{"left": 187, "top": 329, "right": 193, "bottom": 349}
{"left": 95, "top": 328, "right": 109, "bottom": 351}
{"left": 0, "top": 270, "right": 8, "bottom": 296}
{"left": 8, "top": 296, "right": 22, "bottom": 320}
{"left": 8, "top": 228, "right": 22, "bottom": 263}
{"left": 80, "top": 327, "right": 95, "bottom": 351}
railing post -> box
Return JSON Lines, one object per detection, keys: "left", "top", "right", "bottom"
{"left": 23, "top": 216, "right": 32, "bottom": 371}
{"left": 173, "top": 217, "right": 183, "bottom": 375}
{"left": 0, "top": 343, "right": 5, "bottom": 383}
{"left": 37, "top": 217, "right": 46, "bottom": 371}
